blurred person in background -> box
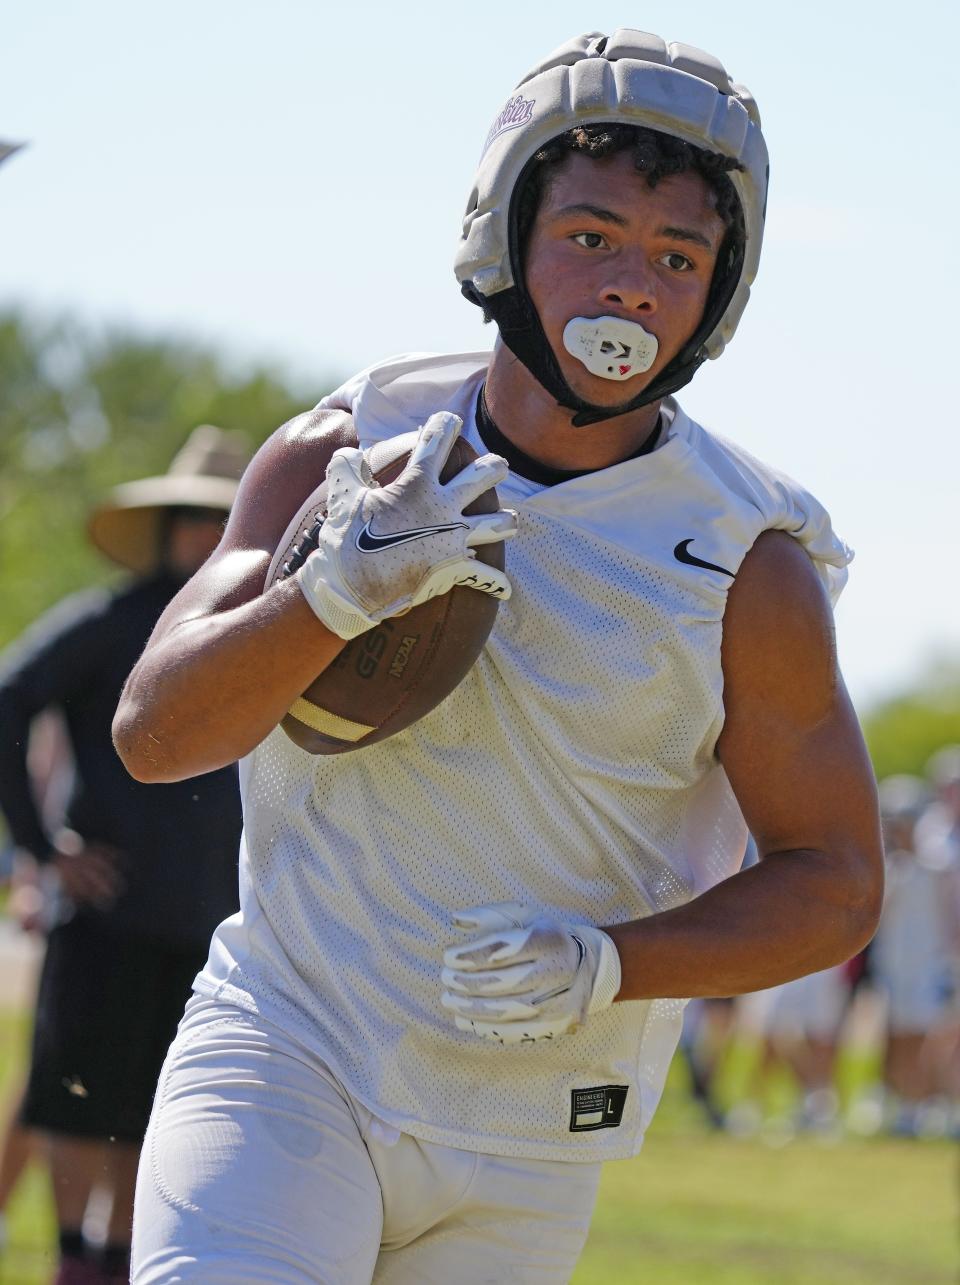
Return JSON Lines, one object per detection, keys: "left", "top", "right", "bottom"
{"left": 727, "top": 963, "right": 850, "bottom": 1139}
{"left": 917, "top": 746, "right": 960, "bottom": 1117}
{"left": 918, "top": 745, "right": 960, "bottom": 952}
{"left": 874, "top": 775, "right": 955, "bottom": 1136}
{"left": 0, "top": 427, "right": 248, "bottom": 1283}
{"left": 917, "top": 746, "right": 960, "bottom": 864}
{"left": 758, "top": 965, "right": 849, "bottom": 1136}
{"left": 0, "top": 710, "right": 73, "bottom": 1251}
{"left": 687, "top": 836, "right": 850, "bottom": 1138}
{"left": 0, "top": 130, "right": 42, "bottom": 1254}
{"left": 723, "top": 831, "right": 851, "bottom": 1138}
{"left": 678, "top": 997, "right": 735, "bottom": 1130}
{"left": 679, "top": 837, "right": 759, "bottom": 1130}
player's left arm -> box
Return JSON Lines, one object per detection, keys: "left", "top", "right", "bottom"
{"left": 607, "top": 528, "right": 884, "bottom": 999}
{"left": 442, "top": 530, "right": 884, "bottom": 1042}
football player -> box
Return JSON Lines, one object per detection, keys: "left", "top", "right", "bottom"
{"left": 116, "top": 30, "right": 883, "bottom": 1283}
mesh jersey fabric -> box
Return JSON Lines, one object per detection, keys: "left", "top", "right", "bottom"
{"left": 195, "top": 352, "right": 852, "bottom": 1163}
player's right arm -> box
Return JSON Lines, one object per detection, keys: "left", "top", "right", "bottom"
{"left": 113, "top": 410, "right": 354, "bottom": 783}
{"left": 114, "top": 409, "right": 514, "bottom": 784}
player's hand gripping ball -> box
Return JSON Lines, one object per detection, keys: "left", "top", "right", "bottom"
{"left": 442, "top": 902, "right": 622, "bottom": 1044}
{"left": 299, "top": 412, "right": 516, "bottom": 638}
{"left": 267, "top": 412, "right": 517, "bottom": 755}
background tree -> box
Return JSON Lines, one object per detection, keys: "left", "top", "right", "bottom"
{"left": 0, "top": 309, "right": 331, "bottom": 647}
{"left": 862, "top": 660, "right": 960, "bottom": 781}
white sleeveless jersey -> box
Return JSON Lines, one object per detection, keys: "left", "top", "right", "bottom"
{"left": 197, "top": 352, "right": 851, "bottom": 1162}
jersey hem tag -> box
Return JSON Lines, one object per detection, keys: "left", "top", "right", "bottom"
{"left": 569, "top": 1084, "right": 628, "bottom": 1131}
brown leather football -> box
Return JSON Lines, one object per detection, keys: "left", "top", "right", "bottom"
{"left": 265, "top": 429, "right": 504, "bottom": 754}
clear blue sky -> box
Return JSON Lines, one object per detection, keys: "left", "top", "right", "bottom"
{"left": 3, "top": 0, "right": 958, "bottom": 710}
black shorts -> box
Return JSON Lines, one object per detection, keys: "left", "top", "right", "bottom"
{"left": 21, "top": 914, "right": 207, "bottom": 1142}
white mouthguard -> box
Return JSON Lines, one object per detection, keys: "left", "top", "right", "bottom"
{"left": 562, "top": 316, "right": 658, "bottom": 381}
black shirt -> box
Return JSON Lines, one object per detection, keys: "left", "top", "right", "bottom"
{"left": 0, "top": 574, "right": 241, "bottom": 947}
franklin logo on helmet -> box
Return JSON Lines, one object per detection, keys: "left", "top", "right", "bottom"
{"left": 482, "top": 93, "right": 536, "bottom": 156}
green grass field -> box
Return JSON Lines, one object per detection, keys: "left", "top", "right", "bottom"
{"left": 0, "top": 1004, "right": 955, "bottom": 1284}
{"left": 574, "top": 1134, "right": 956, "bottom": 1284}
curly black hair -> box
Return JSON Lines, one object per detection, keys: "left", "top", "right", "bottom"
{"left": 514, "top": 123, "right": 745, "bottom": 257}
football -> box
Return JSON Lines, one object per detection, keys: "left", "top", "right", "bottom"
{"left": 265, "top": 429, "right": 505, "bottom": 754}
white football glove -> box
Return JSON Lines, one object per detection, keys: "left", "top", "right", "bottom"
{"left": 441, "top": 902, "right": 622, "bottom": 1045}
{"left": 298, "top": 412, "right": 517, "bottom": 639}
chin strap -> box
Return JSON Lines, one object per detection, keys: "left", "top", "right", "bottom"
{"left": 473, "top": 281, "right": 702, "bottom": 427}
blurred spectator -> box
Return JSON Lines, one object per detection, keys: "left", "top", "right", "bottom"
{"left": 678, "top": 997, "right": 735, "bottom": 1129}
{"left": 679, "top": 837, "right": 757, "bottom": 1129}
{"left": 917, "top": 744, "right": 960, "bottom": 951}
{"left": 874, "top": 774, "right": 955, "bottom": 1136}
{"left": 918, "top": 747, "right": 960, "bottom": 1116}
{"left": 0, "top": 133, "right": 34, "bottom": 1251}
{"left": 0, "top": 427, "right": 248, "bottom": 1283}
{"left": 730, "top": 964, "right": 850, "bottom": 1139}
{"left": 0, "top": 711, "right": 71, "bottom": 1249}
{"left": 767, "top": 965, "right": 848, "bottom": 1135}
{"left": 677, "top": 757, "right": 960, "bottom": 1140}
{"left": 919, "top": 745, "right": 960, "bottom": 853}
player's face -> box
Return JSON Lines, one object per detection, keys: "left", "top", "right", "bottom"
{"left": 523, "top": 150, "right": 725, "bottom": 409}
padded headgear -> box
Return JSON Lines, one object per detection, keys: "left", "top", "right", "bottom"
{"left": 455, "top": 30, "right": 769, "bottom": 424}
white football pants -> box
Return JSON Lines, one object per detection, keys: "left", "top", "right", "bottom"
{"left": 132, "top": 997, "right": 602, "bottom": 1284}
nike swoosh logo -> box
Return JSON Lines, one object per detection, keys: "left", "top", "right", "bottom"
{"left": 673, "top": 539, "right": 734, "bottom": 579}
{"left": 355, "top": 519, "right": 467, "bottom": 553}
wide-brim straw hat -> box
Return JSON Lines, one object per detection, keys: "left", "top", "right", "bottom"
{"left": 88, "top": 424, "right": 252, "bottom": 573}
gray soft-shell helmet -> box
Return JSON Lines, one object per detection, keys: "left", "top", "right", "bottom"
{"left": 455, "top": 30, "right": 769, "bottom": 425}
